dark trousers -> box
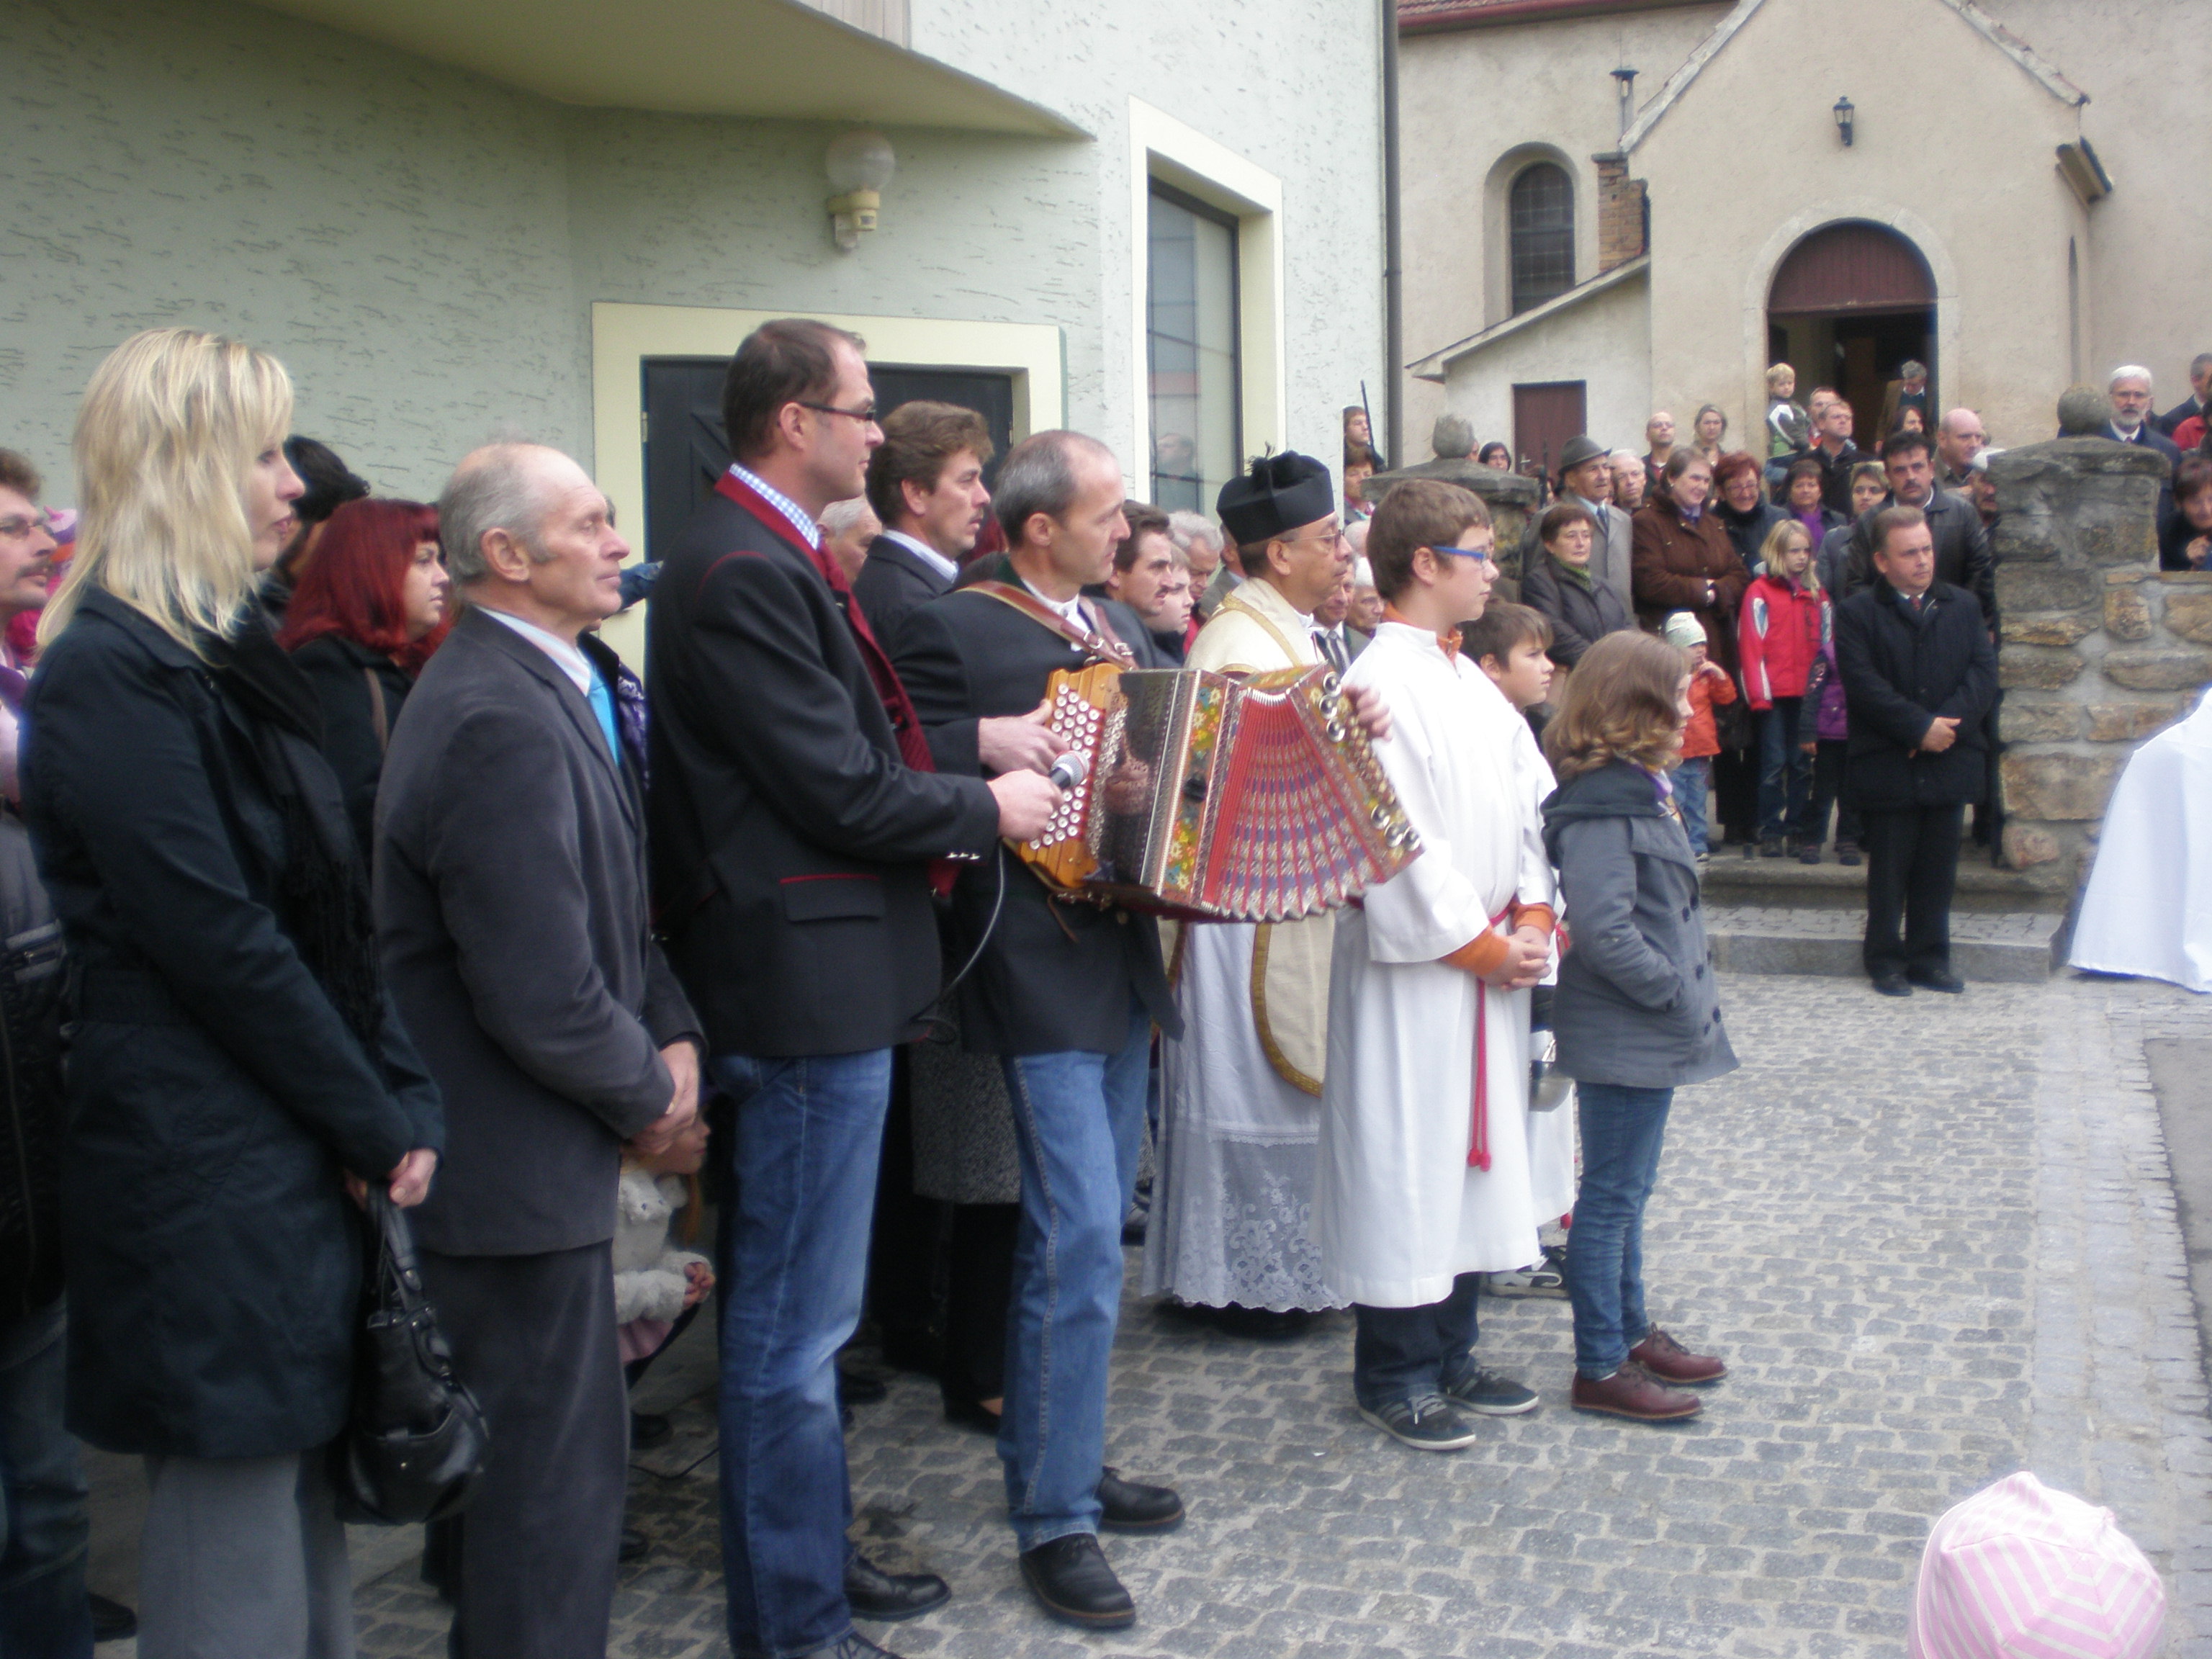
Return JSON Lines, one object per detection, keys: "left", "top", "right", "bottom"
{"left": 1755, "top": 698, "right": 1812, "bottom": 842}
{"left": 1712, "top": 744, "right": 1758, "bottom": 845}
{"left": 0, "top": 1302, "right": 91, "bottom": 1659}
{"left": 1352, "top": 1273, "right": 1480, "bottom": 1411}
{"left": 866, "top": 1051, "right": 945, "bottom": 1357}
{"left": 1807, "top": 739, "right": 1862, "bottom": 849}
{"left": 942, "top": 1203, "right": 1018, "bottom": 1409}
{"left": 416, "top": 1242, "right": 628, "bottom": 1659}
{"left": 1860, "top": 804, "right": 1965, "bottom": 976}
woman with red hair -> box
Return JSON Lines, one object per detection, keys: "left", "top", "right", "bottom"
{"left": 279, "top": 495, "right": 451, "bottom": 853}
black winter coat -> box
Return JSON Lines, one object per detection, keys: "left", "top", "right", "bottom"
{"left": 22, "top": 592, "right": 441, "bottom": 1457}
{"left": 1833, "top": 578, "right": 1997, "bottom": 811}
{"left": 0, "top": 811, "right": 65, "bottom": 1322}
{"left": 289, "top": 633, "right": 415, "bottom": 859}
{"left": 1841, "top": 490, "right": 1997, "bottom": 623}
{"left": 1520, "top": 554, "right": 1635, "bottom": 668}
{"left": 893, "top": 583, "right": 1181, "bottom": 1056}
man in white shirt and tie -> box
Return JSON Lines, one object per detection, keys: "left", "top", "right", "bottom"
{"left": 854, "top": 400, "right": 996, "bottom": 641}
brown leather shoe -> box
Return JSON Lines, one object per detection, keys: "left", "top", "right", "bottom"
{"left": 1629, "top": 1327, "right": 1727, "bottom": 1385}
{"left": 1570, "top": 1361, "right": 1702, "bottom": 1421}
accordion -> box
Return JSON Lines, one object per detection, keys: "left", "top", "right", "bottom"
{"left": 1014, "top": 663, "right": 1421, "bottom": 922}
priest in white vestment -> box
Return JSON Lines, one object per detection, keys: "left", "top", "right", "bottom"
{"left": 1314, "top": 479, "right": 1557, "bottom": 1449}
{"left": 2072, "top": 686, "right": 2212, "bottom": 991}
{"left": 1143, "top": 452, "right": 1354, "bottom": 1330}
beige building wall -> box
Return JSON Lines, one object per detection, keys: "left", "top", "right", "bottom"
{"left": 1635, "top": 0, "right": 2089, "bottom": 452}
{"left": 1398, "top": 4, "right": 1724, "bottom": 453}
{"left": 1437, "top": 271, "right": 1653, "bottom": 457}
{"left": 1982, "top": 0, "right": 2212, "bottom": 403}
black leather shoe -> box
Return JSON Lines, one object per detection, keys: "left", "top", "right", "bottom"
{"left": 619, "top": 1526, "right": 649, "bottom": 1563}
{"left": 1871, "top": 970, "right": 1913, "bottom": 998}
{"left": 89, "top": 1592, "right": 138, "bottom": 1641}
{"left": 1907, "top": 965, "right": 1966, "bottom": 993}
{"left": 838, "top": 1364, "right": 889, "bottom": 1406}
{"left": 1098, "top": 1467, "right": 1184, "bottom": 1533}
{"left": 828, "top": 1635, "right": 909, "bottom": 1659}
{"left": 1019, "top": 1533, "right": 1135, "bottom": 1629}
{"left": 845, "top": 1553, "right": 950, "bottom": 1622}
{"left": 942, "top": 1395, "right": 1003, "bottom": 1437}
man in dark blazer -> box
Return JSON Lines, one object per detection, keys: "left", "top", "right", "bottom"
{"left": 1833, "top": 505, "right": 1997, "bottom": 999}
{"left": 850, "top": 398, "right": 998, "bottom": 1378}
{"left": 892, "top": 430, "right": 1187, "bottom": 1632}
{"left": 1838, "top": 431, "right": 1996, "bottom": 624}
{"left": 376, "top": 443, "right": 703, "bottom": 1659}
{"left": 645, "top": 320, "right": 1058, "bottom": 1659}
{"left": 2154, "top": 354, "right": 2211, "bottom": 438}
{"left": 853, "top": 399, "right": 995, "bottom": 642}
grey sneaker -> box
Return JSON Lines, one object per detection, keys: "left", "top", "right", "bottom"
{"left": 1359, "top": 1393, "right": 1480, "bottom": 1451}
{"left": 1442, "top": 1364, "right": 1540, "bottom": 1416}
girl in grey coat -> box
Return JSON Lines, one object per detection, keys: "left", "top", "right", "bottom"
{"left": 1539, "top": 631, "right": 1738, "bottom": 1424}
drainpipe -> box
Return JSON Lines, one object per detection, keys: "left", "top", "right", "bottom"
{"left": 1381, "top": 0, "right": 1403, "bottom": 469}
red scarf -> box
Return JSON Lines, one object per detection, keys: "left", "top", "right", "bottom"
{"left": 714, "top": 471, "right": 935, "bottom": 775}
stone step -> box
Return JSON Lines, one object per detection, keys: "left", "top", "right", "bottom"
{"left": 1697, "top": 849, "right": 2068, "bottom": 913}
{"left": 1702, "top": 904, "right": 2064, "bottom": 981}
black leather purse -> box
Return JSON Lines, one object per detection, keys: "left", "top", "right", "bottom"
{"left": 330, "top": 1191, "right": 490, "bottom": 1525}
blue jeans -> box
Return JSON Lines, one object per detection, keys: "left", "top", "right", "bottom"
{"left": 998, "top": 998, "right": 1151, "bottom": 1551}
{"left": 1670, "top": 757, "right": 1712, "bottom": 853}
{"left": 0, "top": 1301, "right": 91, "bottom": 1659}
{"left": 711, "top": 1048, "right": 893, "bottom": 1659}
{"left": 1352, "top": 1273, "right": 1480, "bottom": 1411}
{"left": 1756, "top": 698, "right": 1812, "bottom": 842}
{"left": 1565, "top": 1083, "right": 1675, "bottom": 1379}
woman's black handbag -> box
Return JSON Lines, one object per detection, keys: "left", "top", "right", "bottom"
{"left": 331, "top": 1191, "right": 490, "bottom": 1525}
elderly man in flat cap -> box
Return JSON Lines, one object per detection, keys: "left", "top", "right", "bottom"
{"left": 1518, "top": 435, "right": 1632, "bottom": 617}
{"left": 1142, "top": 452, "right": 1352, "bottom": 1339}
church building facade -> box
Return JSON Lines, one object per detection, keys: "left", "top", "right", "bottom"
{"left": 1395, "top": 0, "right": 2208, "bottom": 471}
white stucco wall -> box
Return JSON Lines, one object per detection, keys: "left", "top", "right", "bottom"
{"left": 1439, "top": 271, "right": 1653, "bottom": 459}
{"left": 1981, "top": 0, "right": 2212, "bottom": 406}
{"left": 2, "top": 0, "right": 1382, "bottom": 513}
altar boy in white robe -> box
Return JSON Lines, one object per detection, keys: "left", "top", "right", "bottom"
{"left": 1315, "top": 478, "right": 1557, "bottom": 1452}
{"left": 1145, "top": 452, "right": 1352, "bottom": 1336}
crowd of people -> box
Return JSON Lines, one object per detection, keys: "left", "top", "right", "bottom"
{"left": 0, "top": 322, "right": 2195, "bottom": 1659}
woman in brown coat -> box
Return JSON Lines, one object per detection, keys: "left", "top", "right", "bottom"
{"left": 1631, "top": 450, "right": 1749, "bottom": 676}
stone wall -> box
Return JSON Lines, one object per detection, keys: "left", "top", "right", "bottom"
{"left": 1989, "top": 439, "right": 2200, "bottom": 890}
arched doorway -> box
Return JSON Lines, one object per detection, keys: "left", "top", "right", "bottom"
{"left": 1766, "top": 222, "right": 1936, "bottom": 449}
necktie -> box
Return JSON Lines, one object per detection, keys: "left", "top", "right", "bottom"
{"left": 1313, "top": 628, "right": 1346, "bottom": 671}
{"left": 586, "top": 666, "right": 621, "bottom": 763}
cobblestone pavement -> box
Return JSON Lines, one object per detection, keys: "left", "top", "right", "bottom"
{"left": 350, "top": 972, "right": 2212, "bottom": 1659}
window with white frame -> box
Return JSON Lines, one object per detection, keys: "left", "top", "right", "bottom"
{"left": 1146, "top": 182, "right": 1241, "bottom": 513}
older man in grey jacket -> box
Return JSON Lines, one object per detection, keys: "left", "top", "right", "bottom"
{"left": 377, "top": 444, "right": 702, "bottom": 1659}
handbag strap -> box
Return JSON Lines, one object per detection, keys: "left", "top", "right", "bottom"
{"left": 362, "top": 666, "right": 390, "bottom": 755}
{"left": 367, "top": 1190, "right": 428, "bottom": 1307}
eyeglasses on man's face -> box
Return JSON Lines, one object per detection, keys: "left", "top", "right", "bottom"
{"left": 1422, "top": 544, "right": 1492, "bottom": 565}
{"left": 0, "top": 515, "right": 51, "bottom": 542}
{"left": 799, "top": 401, "right": 882, "bottom": 426}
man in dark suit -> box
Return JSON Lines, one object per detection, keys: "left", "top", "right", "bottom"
{"left": 2108, "top": 365, "right": 2183, "bottom": 525}
{"left": 1834, "top": 505, "right": 1997, "bottom": 999}
{"left": 2155, "top": 354, "right": 2211, "bottom": 437}
{"left": 850, "top": 398, "right": 999, "bottom": 1377}
{"left": 891, "top": 431, "right": 1184, "bottom": 1632}
{"left": 853, "top": 400, "right": 995, "bottom": 642}
{"left": 376, "top": 443, "right": 703, "bottom": 1659}
{"left": 646, "top": 320, "right": 1059, "bottom": 1659}
{"left": 1839, "top": 431, "right": 1995, "bottom": 623}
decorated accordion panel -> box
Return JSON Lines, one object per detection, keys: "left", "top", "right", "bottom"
{"left": 1015, "top": 664, "right": 1421, "bottom": 922}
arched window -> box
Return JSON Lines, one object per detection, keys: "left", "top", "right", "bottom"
{"left": 1509, "top": 163, "right": 1575, "bottom": 314}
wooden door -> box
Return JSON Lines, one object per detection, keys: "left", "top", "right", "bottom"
{"left": 1512, "top": 381, "right": 1587, "bottom": 484}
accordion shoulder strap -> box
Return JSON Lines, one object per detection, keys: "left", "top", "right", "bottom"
{"left": 968, "top": 581, "right": 1136, "bottom": 668}
{"left": 1216, "top": 588, "right": 1310, "bottom": 670}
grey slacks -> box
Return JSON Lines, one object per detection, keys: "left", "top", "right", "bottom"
{"left": 416, "top": 1241, "right": 626, "bottom": 1659}
{"left": 138, "top": 1447, "right": 352, "bottom": 1659}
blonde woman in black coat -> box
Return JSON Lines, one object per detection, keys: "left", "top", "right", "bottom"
{"left": 24, "top": 328, "right": 441, "bottom": 1655}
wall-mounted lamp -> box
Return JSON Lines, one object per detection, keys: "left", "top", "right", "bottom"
{"left": 1611, "top": 66, "right": 1638, "bottom": 140}
{"left": 1833, "top": 95, "right": 1856, "bottom": 148}
{"left": 825, "top": 130, "right": 896, "bottom": 252}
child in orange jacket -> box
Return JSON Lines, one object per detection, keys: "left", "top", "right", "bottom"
{"left": 1662, "top": 610, "right": 1736, "bottom": 860}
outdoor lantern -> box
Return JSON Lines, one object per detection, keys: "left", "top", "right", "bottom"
{"left": 1833, "top": 96, "right": 1856, "bottom": 147}
{"left": 825, "top": 130, "right": 896, "bottom": 252}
